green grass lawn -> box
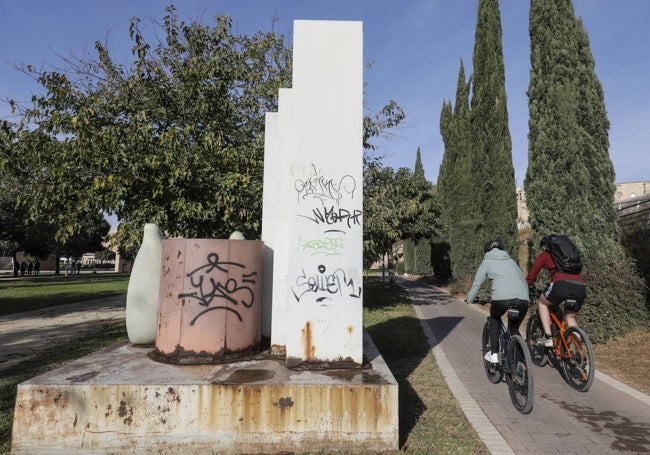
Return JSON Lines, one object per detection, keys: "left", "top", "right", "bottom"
{"left": 0, "top": 273, "right": 130, "bottom": 315}
{"left": 0, "top": 274, "right": 488, "bottom": 454}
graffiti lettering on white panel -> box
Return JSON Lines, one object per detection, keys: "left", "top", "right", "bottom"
{"left": 294, "top": 164, "right": 356, "bottom": 207}
{"left": 291, "top": 264, "right": 362, "bottom": 304}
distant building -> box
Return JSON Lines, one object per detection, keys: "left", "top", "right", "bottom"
{"left": 615, "top": 181, "right": 650, "bottom": 204}
{"left": 516, "top": 187, "right": 529, "bottom": 229}
{"left": 516, "top": 181, "right": 650, "bottom": 229}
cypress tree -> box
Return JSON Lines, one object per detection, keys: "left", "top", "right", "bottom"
{"left": 409, "top": 147, "right": 436, "bottom": 275}
{"left": 470, "top": 0, "right": 518, "bottom": 256}
{"left": 526, "top": 0, "right": 647, "bottom": 341}
{"left": 413, "top": 147, "right": 426, "bottom": 187}
{"left": 574, "top": 20, "right": 620, "bottom": 261}
{"left": 438, "top": 60, "right": 476, "bottom": 284}
{"left": 526, "top": 0, "right": 590, "bottom": 242}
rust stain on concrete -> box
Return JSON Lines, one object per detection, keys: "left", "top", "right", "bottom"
{"left": 302, "top": 321, "right": 315, "bottom": 360}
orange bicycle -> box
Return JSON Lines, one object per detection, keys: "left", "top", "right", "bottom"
{"left": 526, "top": 288, "right": 595, "bottom": 391}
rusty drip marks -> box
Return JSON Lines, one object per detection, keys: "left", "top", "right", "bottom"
{"left": 273, "top": 397, "right": 294, "bottom": 409}
{"left": 347, "top": 325, "right": 354, "bottom": 335}
{"left": 302, "top": 321, "right": 315, "bottom": 360}
{"left": 286, "top": 355, "right": 365, "bottom": 371}
{"left": 149, "top": 339, "right": 263, "bottom": 365}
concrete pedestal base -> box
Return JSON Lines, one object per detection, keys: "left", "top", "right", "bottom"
{"left": 11, "top": 332, "right": 398, "bottom": 454}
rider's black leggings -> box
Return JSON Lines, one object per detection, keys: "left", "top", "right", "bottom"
{"left": 488, "top": 298, "right": 529, "bottom": 354}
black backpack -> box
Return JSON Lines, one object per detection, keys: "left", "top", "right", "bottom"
{"left": 546, "top": 235, "right": 582, "bottom": 274}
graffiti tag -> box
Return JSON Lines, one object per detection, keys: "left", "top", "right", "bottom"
{"left": 294, "top": 166, "right": 356, "bottom": 206}
{"left": 302, "top": 237, "right": 344, "bottom": 256}
{"left": 291, "top": 264, "right": 361, "bottom": 304}
{"left": 298, "top": 206, "right": 362, "bottom": 228}
{"left": 177, "top": 253, "right": 257, "bottom": 324}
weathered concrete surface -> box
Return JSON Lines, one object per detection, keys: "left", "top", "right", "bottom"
{"left": 12, "top": 331, "right": 397, "bottom": 454}
{"left": 0, "top": 295, "right": 125, "bottom": 375}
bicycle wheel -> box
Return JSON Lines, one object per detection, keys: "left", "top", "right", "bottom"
{"left": 482, "top": 321, "right": 503, "bottom": 384}
{"left": 525, "top": 313, "right": 548, "bottom": 367}
{"left": 506, "top": 335, "right": 534, "bottom": 414}
{"left": 559, "top": 326, "right": 595, "bottom": 392}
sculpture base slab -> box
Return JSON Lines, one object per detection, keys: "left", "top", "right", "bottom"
{"left": 11, "top": 332, "right": 398, "bottom": 454}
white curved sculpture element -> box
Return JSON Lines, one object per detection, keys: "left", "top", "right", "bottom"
{"left": 126, "top": 223, "right": 164, "bottom": 345}
{"left": 229, "top": 231, "right": 246, "bottom": 240}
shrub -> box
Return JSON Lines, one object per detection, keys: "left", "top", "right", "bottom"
{"left": 403, "top": 239, "right": 415, "bottom": 274}
{"left": 414, "top": 238, "right": 433, "bottom": 275}
{"left": 580, "top": 254, "right": 649, "bottom": 343}
{"left": 430, "top": 239, "right": 451, "bottom": 282}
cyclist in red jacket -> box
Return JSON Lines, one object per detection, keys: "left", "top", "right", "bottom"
{"left": 526, "top": 236, "right": 586, "bottom": 347}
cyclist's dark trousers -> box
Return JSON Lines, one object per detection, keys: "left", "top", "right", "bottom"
{"left": 489, "top": 298, "right": 529, "bottom": 354}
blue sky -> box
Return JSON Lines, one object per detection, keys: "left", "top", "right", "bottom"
{"left": 2, "top": 0, "right": 649, "bottom": 186}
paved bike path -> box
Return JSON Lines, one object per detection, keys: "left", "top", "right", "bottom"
{"left": 399, "top": 278, "right": 650, "bottom": 454}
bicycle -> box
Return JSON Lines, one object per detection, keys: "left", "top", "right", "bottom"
{"left": 474, "top": 300, "right": 534, "bottom": 414}
{"left": 525, "top": 288, "right": 595, "bottom": 392}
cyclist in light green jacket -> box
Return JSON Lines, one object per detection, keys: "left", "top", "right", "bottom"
{"left": 465, "top": 238, "right": 530, "bottom": 363}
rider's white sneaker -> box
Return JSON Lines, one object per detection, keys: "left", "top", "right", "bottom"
{"left": 536, "top": 336, "right": 554, "bottom": 347}
{"left": 484, "top": 352, "right": 499, "bottom": 363}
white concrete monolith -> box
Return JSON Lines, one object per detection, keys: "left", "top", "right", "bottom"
{"left": 125, "top": 223, "right": 163, "bottom": 344}
{"left": 263, "top": 21, "right": 363, "bottom": 366}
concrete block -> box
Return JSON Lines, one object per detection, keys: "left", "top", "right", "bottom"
{"left": 12, "top": 331, "right": 398, "bottom": 454}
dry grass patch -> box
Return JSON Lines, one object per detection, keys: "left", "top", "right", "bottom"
{"left": 594, "top": 328, "right": 650, "bottom": 395}
{"left": 363, "top": 276, "right": 488, "bottom": 454}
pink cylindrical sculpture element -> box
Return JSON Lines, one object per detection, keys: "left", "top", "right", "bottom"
{"left": 150, "top": 238, "right": 264, "bottom": 364}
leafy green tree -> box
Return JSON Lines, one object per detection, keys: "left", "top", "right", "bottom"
{"left": 11, "top": 6, "right": 292, "bottom": 256}
{"left": 362, "top": 100, "right": 407, "bottom": 266}
{"left": 526, "top": 0, "right": 647, "bottom": 341}
{"left": 55, "top": 212, "right": 110, "bottom": 259}
{"left": 363, "top": 163, "right": 436, "bottom": 271}
{"left": 1, "top": 122, "right": 110, "bottom": 274}
{"left": 363, "top": 99, "right": 405, "bottom": 162}
{"left": 0, "top": 121, "right": 53, "bottom": 273}
{"left": 8, "top": 6, "right": 404, "bottom": 262}
{"left": 470, "top": 0, "right": 518, "bottom": 255}
{"left": 363, "top": 163, "right": 402, "bottom": 266}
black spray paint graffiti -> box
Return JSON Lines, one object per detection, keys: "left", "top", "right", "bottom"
{"left": 177, "top": 252, "right": 257, "bottom": 325}
{"left": 291, "top": 264, "right": 361, "bottom": 304}
{"left": 294, "top": 166, "right": 356, "bottom": 206}
{"left": 298, "top": 206, "right": 362, "bottom": 229}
